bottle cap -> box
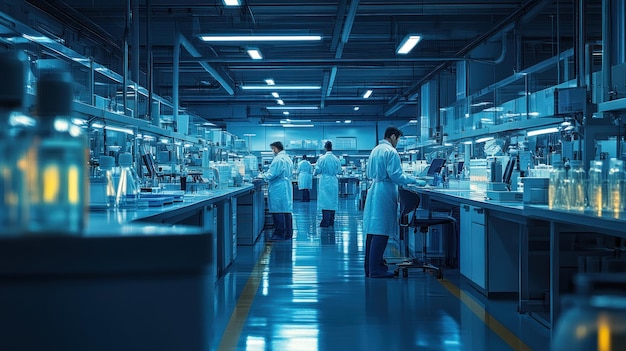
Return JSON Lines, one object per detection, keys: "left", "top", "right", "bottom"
{"left": 99, "top": 156, "right": 115, "bottom": 169}
{"left": 119, "top": 153, "right": 133, "bottom": 167}
{"left": 37, "top": 69, "right": 73, "bottom": 117}
{"left": 0, "top": 51, "right": 25, "bottom": 108}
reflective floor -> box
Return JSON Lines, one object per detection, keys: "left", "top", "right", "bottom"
{"left": 213, "top": 197, "right": 550, "bottom": 351}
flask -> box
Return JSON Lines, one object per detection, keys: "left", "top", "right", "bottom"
{"left": 568, "top": 160, "right": 587, "bottom": 211}
{"left": 29, "top": 69, "right": 88, "bottom": 235}
{"left": 0, "top": 51, "right": 29, "bottom": 235}
{"left": 549, "top": 153, "right": 569, "bottom": 210}
{"left": 116, "top": 152, "right": 140, "bottom": 209}
{"left": 588, "top": 160, "right": 604, "bottom": 215}
{"left": 552, "top": 273, "right": 626, "bottom": 351}
{"left": 607, "top": 158, "right": 625, "bottom": 214}
{"left": 89, "top": 155, "right": 117, "bottom": 209}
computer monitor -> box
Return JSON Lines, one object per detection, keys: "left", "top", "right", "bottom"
{"left": 426, "top": 158, "right": 446, "bottom": 176}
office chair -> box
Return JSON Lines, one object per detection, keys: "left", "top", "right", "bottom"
{"left": 395, "top": 187, "right": 456, "bottom": 279}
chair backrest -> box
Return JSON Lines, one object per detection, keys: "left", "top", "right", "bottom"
{"left": 398, "top": 188, "right": 421, "bottom": 216}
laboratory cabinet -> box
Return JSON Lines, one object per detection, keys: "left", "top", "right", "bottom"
{"left": 237, "top": 180, "right": 266, "bottom": 245}
{"left": 460, "top": 204, "right": 486, "bottom": 289}
{"left": 460, "top": 204, "right": 518, "bottom": 296}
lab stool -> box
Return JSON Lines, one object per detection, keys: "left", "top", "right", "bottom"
{"left": 395, "top": 188, "right": 456, "bottom": 279}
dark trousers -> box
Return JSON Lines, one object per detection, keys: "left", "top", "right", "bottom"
{"left": 320, "top": 210, "right": 333, "bottom": 227}
{"left": 366, "top": 234, "right": 392, "bottom": 277}
{"left": 271, "top": 213, "right": 293, "bottom": 240}
{"left": 302, "top": 189, "right": 310, "bottom": 202}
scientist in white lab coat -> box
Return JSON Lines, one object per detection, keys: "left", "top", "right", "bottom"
{"left": 297, "top": 155, "right": 313, "bottom": 202}
{"left": 363, "top": 126, "right": 425, "bottom": 278}
{"left": 259, "top": 141, "right": 294, "bottom": 240}
{"left": 314, "top": 141, "right": 342, "bottom": 227}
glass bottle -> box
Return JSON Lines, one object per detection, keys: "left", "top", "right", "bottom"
{"left": 89, "top": 155, "right": 117, "bottom": 209}
{"left": 549, "top": 153, "right": 569, "bottom": 210}
{"left": 0, "top": 51, "right": 29, "bottom": 235}
{"left": 28, "top": 69, "right": 88, "bottom": 235}
{"left": 568, "top": 160, "right": 587, "bottom": 211}
{"left": 552, "top": 273, "right": 626, "bottom": 351}
{"left": 608, "top": 158, "right": 625, "bottom": 214}
{"left": 588, "top": 160, "right": 605, "bottom": 215}
{"left": 116, "top": 152, "right": 140, "bottom": 209}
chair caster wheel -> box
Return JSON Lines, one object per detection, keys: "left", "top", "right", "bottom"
{"left": 402, "top": 268, "right": 409, "bottom": 277}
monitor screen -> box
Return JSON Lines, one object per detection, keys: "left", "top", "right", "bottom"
{"left": 426, "top": 158, "right": 446, "bottom": 176}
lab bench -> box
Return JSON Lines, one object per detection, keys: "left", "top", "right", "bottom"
{"left": 408, "top": 185, "right": 626, "bottom": 332}
{"left": 0, "top": 181, "right": 266, "bottom": 351}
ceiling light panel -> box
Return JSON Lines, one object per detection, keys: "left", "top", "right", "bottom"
{"left": 396, "top": 35, "right": 422, "bottom": 55}
{"left": 362, "top": 90, "right": 373, "bottom": 99}
{"left": 199, "top": 35, "right": 322, "bottom": 42}
{"left": 222, "top": 0, "right": 241, "bottom": 6}
{"left": 241, "top": 85, "right": 321, "bottom": 90}
{"left": 247, "top": 48, "right": 263, "bottom": 60}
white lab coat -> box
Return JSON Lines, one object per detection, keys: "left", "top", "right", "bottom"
{"left": 362, "top": 140, "right": 418, "bottom": 237}
{"left": 297, "top": 160, "right": 313, "bottom": 190}
{"left": 314, "top": 151, "right": 342, "bottom": 211}
{"left": 262, "top": 150, "right": 293, "bottom": 213}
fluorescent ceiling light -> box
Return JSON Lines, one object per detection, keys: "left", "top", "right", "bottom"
{"left": 241, "top": 85, "right": 321, "bottom": 90}
{"left": 283, "top": 111, "right": 290, "bottom": 115}
{"left": 271, "top": 92, "right": 280, "bottom": 98}
{"left": 362, "top": 90, "right": 373, "bottom": 99}
{"left": 223, "top": 0, "right": 241, "bottom": 5}
{"left": 344, "top": 120, "right": 352, "bottom": 123}
{"left": 396, "top": 35, "right": 422, "bottom": 54}
{"left": 408, "top": 120, "right": 418, "bottom": 124}
{"left": 277, "top": 99, "right": 285, "bottom": 105}
{"left": 353, "top": 106, "right": 360, "bottom": 111}
{"left": 264, "top": 78, "right": 275, "bottom": 85}
{"left": 283, "top": 124, "right": 314, "bottom": 128}
{"left": 527, "top": 127, "right": 559, "bottom": 137}
{"left": 280, "top": 119, "right": 311, "bottom": 124}
{"left": 475, "top": 136, "right": 495, "bottom": 143}
{"left": 266, "top": 106, "right": 319, "bottom": 110}
{"left": 199, "top": 35, "right": 322, "bottom": 42}
{"left": 247, "top": 48, "right": 263, "bottom": 60}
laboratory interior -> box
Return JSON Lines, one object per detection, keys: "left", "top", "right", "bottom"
{"left": 1, "top": 1, "right": 625, "bottom": 350}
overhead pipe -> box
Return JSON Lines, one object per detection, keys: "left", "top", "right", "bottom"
{"left": 324, "top": 0, "right": 360, "bottom": 103}
{"left": 576, "top": 0, "right": 586, "bottom": 88}
{"left": 386, "top": 0, "right": 543, "bottom": 116}
{"left": 173, "top": 34, "right": 235, "bottom": 121}
{"left": 601, "top": 0, "right": 612, "bottom": 103}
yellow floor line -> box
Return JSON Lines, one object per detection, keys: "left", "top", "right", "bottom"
{"left": 439, "top": 279, "right": 534, "bottom": 351}
{"left": 218, "top": 242, "right": 274, "bottom": 351}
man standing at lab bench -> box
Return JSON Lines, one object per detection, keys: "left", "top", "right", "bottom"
{"left": 259, "top": 141, "right": 294, "bottom": 240}
{"left": 314, "top": 141, "right": 342, "bottom": 227}
{"left": 363, "top": 126, "right": 425, "bottom": 278}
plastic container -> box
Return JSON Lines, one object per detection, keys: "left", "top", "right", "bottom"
{"left": 0, "top": 51, "right": 29, "bottom": 235}
{"left": 552, "top": 273, "right": 626, "bottom": 351}
{"left": 29, "top": 69, "right": 88, "bottom": 235}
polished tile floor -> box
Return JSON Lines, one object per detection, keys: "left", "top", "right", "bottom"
{"left": 212, "top": 197, "right": 550, "bottom": 351}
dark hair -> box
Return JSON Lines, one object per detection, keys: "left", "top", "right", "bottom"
{"left": 270, "top": 141, "right": 284, "bottom": 151}
{"left": 302, "top": 154, "right": 307, "bottom": 160}
{"left": 384, "top": 126, "right": 403, "bottom": 139}
{"left": 324, "top": 141, "right": 333, "bottom": 151}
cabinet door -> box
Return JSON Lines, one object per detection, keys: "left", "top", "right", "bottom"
{"left": 459, "top": 204, "right": 472, "bottom": 278}
{"left": 471, "top": 206, "right": 486, "bottom": 289}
